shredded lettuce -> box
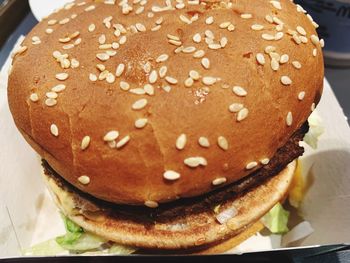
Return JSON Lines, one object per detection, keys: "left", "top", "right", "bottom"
{"left": 22, "top": 239, "right": 67, "bottom": 256}
{"left": 108, "top": 244, "right": 137, "bottom": 255}
{"left": 58, "top": 232, "right": 107, "bottom": 251}
{"left": 303, "top": 110, "right": 324, "bottom": 149}
{"left": 261, "top": 203, "right": 289, "bottom": 234}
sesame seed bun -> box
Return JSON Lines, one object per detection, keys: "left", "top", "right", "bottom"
{"left": 43, "top": 159, "right": 296, "bottom": 250}
{"left": 8, "top": 0, "right": 323, "bottom": 206}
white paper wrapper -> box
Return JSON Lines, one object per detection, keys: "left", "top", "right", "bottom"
{"left": 0, "top": 37, "right": 350, "bottom": 258}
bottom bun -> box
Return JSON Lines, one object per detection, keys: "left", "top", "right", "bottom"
{"left": 42, "top": 161, "right": 296, "bottom": 251}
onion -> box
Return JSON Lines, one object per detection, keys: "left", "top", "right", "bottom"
{"left": 216, "top": 206, "right": 238, "bottom": 224}
{"left": 282, "top": 221, "right": 314, "bottom": 246}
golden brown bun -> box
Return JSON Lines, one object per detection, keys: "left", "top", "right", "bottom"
{"left": 8, "top": 0, "right": 323, "bottom": 204}
{"left": 43, "top": 161, "right": 296, "bottom": 250}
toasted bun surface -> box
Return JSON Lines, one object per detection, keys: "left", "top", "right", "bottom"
{"left": 8, "top": 0, "right": 323, "bottom": 205}
{"left": 43, "top": 161, "right": 296, "bottom": 250}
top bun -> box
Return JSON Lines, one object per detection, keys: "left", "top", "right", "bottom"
{"left": 8, "top": 0, "right": 323, "bottom": 206}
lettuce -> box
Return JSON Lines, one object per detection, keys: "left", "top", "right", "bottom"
{"left": 303, "top": 110, "right": 324, "bottom": 149}
{"left": 261, "top": 203, "right": 289, "bottom": 234}
{"left": 22, "top": 239, "right": 67, "bottom": 256}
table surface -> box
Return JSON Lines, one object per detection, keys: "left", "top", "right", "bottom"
{"left": 1, "top": 12, "right": 349, "bottom": 124}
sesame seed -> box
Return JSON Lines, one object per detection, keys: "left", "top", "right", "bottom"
{"left": 256, "top": 53, "right": 265, "bottom": 65}
{"left": 227, "top": 24, "right": 235, "bottom": 31}
{"left": 116, "top": 63, "right": 125, "bottom": 77}
{"left": 280, "top": 54, "right": 289, "bottom": 64}
{"left": 132, "top": 98, "right": 148, "bottom": 110}
{"left": 219, "top": 21, "right": 230, "bottom": 29}
{"left": 174, "top": 46, "right": 184, "bottom": 54}
{"left": 167, "top": 34, "right": 180, "bottom": 41}
{"left": 136, "top": 23, "right": 146, "bottom": 32}
{"left": 89, "top": 73, "right": 97, "bottom": 82}
{"left": 241, "top": 13, "right": 252, "bottom": 19}
{"left": 276, "top": 24, "right": 284, "bottom": 31}
{"left": 286, "top": 112, "right": 293, "bottom": 126}
{"left": 176, "top": 134, "right": 187, "bottom": 150}
{"left": 193, "top": 50, "right": 205, "bottom": 58}
{"left": 156, "top": 54, "right": 169, "bottom": 63}
{"left": 220, "top": 37, "right": 228, "bottom": 47}
{"left": 184, "top": 157, "right": 207, "bottom": 168}
{"left": 45, "top": 98, "right": 57, "bottom": 107}
{"left": 164, "top": 170, "right": 181, "bottom": 181}
{"left": 62, "top": 44, "right": 74, "bottom": 50}
{"left": 311, "top": 103, "right": 316, "bottom": 111}
{"left": 184, "top": 77, "right": 194, "bottom": 87}
{"left": 71, "top": 59, "right": 79, "bottom": 68}
{"left": 292, "top": 34, "right": 302, "bottom": 45}
{"left": 176, "top": 2, "right": 185, "bottom": 9}
{"left": 103, "top": 131, "right": 119, "bottom": 142}
{"left": 237, "top": 108, "right": 249, "bottom": 121}
{"left": 144, "top": 84, "right": 154, "bottom": 95}
{"left": 265, "top": 46, "right": 276, "bottom": 53}
{"left": 182, "top": 46, "right": 196, "bottom": 53}
{"left": 96, "top": 53, "right": 110, "bottom": 61}
{"left": 260, "top": 158, "right": 270, "bottom": 165}
{"left": 251, "top": 24, "right": 264, "bottom": 31}
{"left": 281, "top": 76, "right": 292, "bottom": 86}
{"left": 119, "top": 36, "right": 127, "bottom": 45}
{"left": 50, "top": 124, "right": 59, "bottom": 137}
{"left": 30, "top": 93, "right": 39, "bottom": 102}
{"left": 81, "top": 136, "right": 91, "bottom": 150}
{"left": 262, "top": 33, "right": 275, "bottom": 41}
{"left": 119, "top": 81, "right": 130, "bottom": 91}
{"left": 202, "top": 76, "right": 217, "bottom": 85}
{"left": 271, "top": 58, "right": 279, "bottom": 71}
{"left": 298, "top": 91, "right": 306, "bottom": 101}
{"left": 313, "top": 48, "right": 317, "bottom": 57}
{"left": 296, "top": 26, "right": 306, "bottom": 36}
{"left": 159, "top": 66, "right": 167, "bottom": 78}
{"left": 156, "top": 17, "right": 164, "bottom": 25}
{"left": 55, "top": 73, "right": 69, "bottom": 81}
{"left": 246, "top": 162, "right": 258, "bottom": 170}
{"left": 270, "top": 0, "right": 282, "bottom": 10}
{"left": 193, "top": 33, "right": 201, "bottom": 43}
{"left": 162, "top": 85, "right": 171, "bottom": 92}
{"left": 149, "top": 70, "right": 158, "bottom": 84}
{"left": 98, "top": 34, "right": 106, "bottom": 45}
{"left": 205, "top": 30, "right": 214, "bottom": 39}
{"left": 85, "top": 5, "right": 95, "bottom": 12}
{"left": 229, "top": 103, "right": 243, "bottom": 113}
{"left": 201, "top": 58, "right": 210, "bottom": 69}
{"left": 88, "top": 23, "right": 96, "bottom": 32}
{"left": 99, "top": 70, "right": 109, "bottom": 80}
{"left": 130, "top": 88, "right": 146, "bottom": 95}
{"left": 106, "top": 73, "right": 116, "bottom": 83}
{"left": 232, "top": 86, "right": 247, "bottom": 97}
{"left": 46, "top": 28, "right": 53, "bottom": 34}
{"left": 320, "top": 39, "right": 325, "bottom": 48}
{"left": 135, "top": 118, "right": 148, "bottom": 128}
{"left": 112, "top": 42, "right": 120, "bottom": 49}
{"left": 188, "top": 71, "right": 200, "bottom": 81}
{"left": 106, "top": 50, "right": 117, "bottom": 57}
{"left": 311, "top": 35, "right": 320, "bottom": 46}
{"left": 265, "top": 15, "right": 273, "bottom": 23}
{"left": 136, "top": 6, "right": 145, "bottom": 14}
{"left": 208, "top": 43, "right": 221, "bottom": 50}
{"left": 180, "top": 14, "right": 192, "bottom": 24}
{"left": 108, "top": 140, "right": 116, "bottom": 148}
{"left": 96, "top": 64, "right": 105, "bottom": 72}
{"left": 212, "top": 177, "right": 227, "bottom": 186}
{"left": 51, "top": 84, "right": 65, "bottom": 93}
{"left": 48, "top": 19, "right": 57, "bottom": 25}
{"left": 46, "top": 92, "right": 58, "bottom": 99}
{"left": 275, "top": 32, "right": 284, "bottom": 40}
{"left": 78, "top": 175, "right": 90, "bottom": 185}
{"left": 59, "top": 18, "right": 70, "bottom": 25}
{"left": 205, "top": 16, "right": 214, "bottom": 25}
{"left": 198, "top": 137, "right": 210, "bottom": 148}
{"left": 144, "top": 200, "right": 158, "bottom": 208}
{"left": 13, "top": 45, "right": 27, "bottom": 56}
{"left": 165, "top": 76, "right": 178, "bottom": 84}
{"left": 217, "top": 136, "right": 228, "bottom": 150}
{"left": 116, "top": 135, "right": 130, "bottom": 149}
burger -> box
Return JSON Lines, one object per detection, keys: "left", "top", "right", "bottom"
{"left": 7, "top": 0, "right": 323, "bottom": 254}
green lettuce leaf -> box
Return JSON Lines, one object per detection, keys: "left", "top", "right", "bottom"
{"left": 57, "top": 232, "right": 107, "bottom": 251}
{"left": 261, "top": 203, "right": 289, "bottom": 234}
{"left": 22, "top": 239, "right": 67, "bottom": 256}
{"left": 108, "top": 243, "right": 137, "bottom": 255}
